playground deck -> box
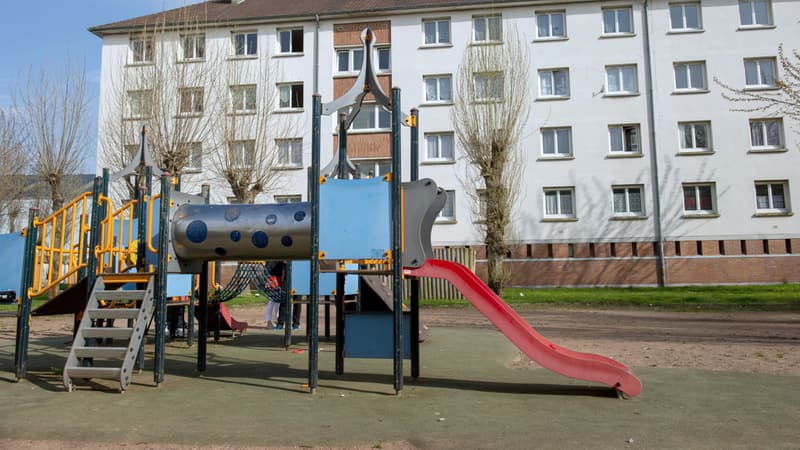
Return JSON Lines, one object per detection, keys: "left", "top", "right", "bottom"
{"left": 1, "top": 307, "right": 798, "bottom": 449}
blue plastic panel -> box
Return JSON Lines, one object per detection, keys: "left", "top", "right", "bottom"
{"left": 0, "top": 233, "right": 25, "bottom": 293}
{"left": 344, "top": 312, "right": 411, "bottom": 359}
{"left": 319, "top": 178, "right": 390, "bottom": 260}
{"left": 167, "top": 274, "right": 193, "bottom": 297}
{"left": 290, "top": 260, "right": 358, "bottom": 296}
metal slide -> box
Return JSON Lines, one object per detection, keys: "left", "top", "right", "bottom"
{"left": 406, "top": 259, "right": 642, "bottom": 397}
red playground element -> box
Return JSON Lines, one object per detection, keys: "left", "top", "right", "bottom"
{"left": 406, "top": 259, "right": 642, "bottom": 397}
{"left": 204, "top": 303, "right": 248, "bottom": 334}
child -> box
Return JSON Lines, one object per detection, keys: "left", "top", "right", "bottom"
{"left": 264, "top": 261, "right": 286, "bottom": 329}
{"left": 265, "top": 296, "right": 280, "bottom": 329}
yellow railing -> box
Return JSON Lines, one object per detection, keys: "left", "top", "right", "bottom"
{"left": 30, "top": 192, "right": 93, "bottom": 297}
{"left": 97, "top": 196, "right": 139, "bottom": 275}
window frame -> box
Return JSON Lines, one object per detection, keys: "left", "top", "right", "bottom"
{"left": 180, "top": 142, "right": 203, "bottom": 173}
{"left": 354, "top": 158, "right": 392, "bottom": 179}
{"left": 673, "top": 61, "right": 707, "bottom": 92}
{"left": 229, "top": 140, "right": 256, "bottom": 169}
{"left": 608, "top": 124, "right": 642, "bottom": 155}
{"left": 682, "top": 182, "right": 717, "bottom": 216}
{"left": 612, "top": 185, "right": 646, "bottom": 217}
{"left": 127, "top": 90, "right": 152, "bottom": 119}
{"left": 178, "top": 87, "right": 204, "bottom": 117}
{"left": 749, "top": 118, "right": 784, "bottom": 151}
{"left": 349, "top": 104, "right": 391, "bottom": 132}
{"left": 669, "top": 2, "right": 703, "bottom": 32}
{"left": 738, "top": 0, "right": 773, "bottom": 28}
{"left": 230, "top": 84, "right": 257, "bottom": 114}
{"left": 436, "top": 189, "right": 457, "bottom": 222}
{"left": 543, "top": 187, "right": 576, "bottom": 220}
{"left": 423, "top": 74, "right": 453, "bottom": 104}
{"left": 232, "top": 30, "right": 258, "bottom": 57}
{"left": 538, "top": 68, "right": 570, "bottom": 99}
{"left": 180, "top": 33, "right": 206, "bottom": 61}
{"left": 422, "top": 18, "right": 451, "bottom": 46}
{"left": 754, "top": 180, "right": 789, "bottom": 214}
{"left": 335, "top": 47, "right": 364, "bottom": 74}
{"left": 677, "top": 121, "right": 712, "bottom": 154}
{"left": 130, "top": 35, "right": 154, "bottom": 64}
{"left": 375, "top": 46, "right": 391, "bottom": 73}
{"left": 424, "top": 132, "right": 455, "bottom": 162}
{"left": 744, "top": 57, "right": 777, "bottom": 89}
{"left": 473, "top": 71, "right": 504, "bottom": 102}
{"left": 277, "top": 82, "right": 304, "bottom": 111}
{"left": 275, "top": 138, "right": 303, "bottom": 168}
{"left": 602, "top": 7, "right": 634, "bottom": 36}
{"left": 535, "top": 10, "right": 567, "bottom": 40}
{"left": 540, "top": 127, "right": 573, "bottom": 158}
{"left": 274, "top": 194, "right": 302, "bottom": 204}
{"left": 472, "top": 14, "right": 503, "bottom": 44}
{"left": 605, "top": 64, "right": 639, "bottom": 95}
{"left": 277, "top": 28, "right": 304, "bottom": 55}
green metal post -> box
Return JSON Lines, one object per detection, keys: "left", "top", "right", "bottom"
{"left": 197, "top": 261, "right": 208, "bottom": 372}
{"left": 136, "top": 166, "right": 152, "bottom": 371}
{"left": 338, "top": 112, "right": 348, "bottom": 179}
{"left": 282, "top": 262, "right": 293, "bottom": 349}
{"left": 14, "top": 208, "right": 38, "bottom": 379}
{"left": 154, "top": 173, "right": 171, "bottom": 385}
{"left": 189, "top": 184, "right": 209, "bottom": 348}
{"left": 335, "top": 273, "right": 345, "bottom": 375}
{"left": 391, "top": 87, "right": 404, "bottom": 394}
{"left": 410, "top": 108, "right": 420, "bottom": 379}
{"left": 309, "top": 94, "right": 321, "bottom": 393}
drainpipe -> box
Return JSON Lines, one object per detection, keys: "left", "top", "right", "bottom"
{"left": 313, "top": 13, "right": 320, "bottom": 94}
{"left": 642, "top": 0, "right": 667, "bottom": 286}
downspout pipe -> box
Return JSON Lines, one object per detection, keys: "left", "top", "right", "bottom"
{"left": 642, "top": 0, "right": 667, "bottom": 286}
{"left": 313, "top": 13, "right": 320, "bottom": 94}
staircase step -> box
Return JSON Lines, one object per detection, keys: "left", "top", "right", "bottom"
{"left": 66, "top": 366, "right": 122, "bottom": 380}
{"left": 74, "top": 347, "right": 127, "bottom": 359}
{"left": 81, "top": 328, "right": 133, "bottom": 340}
{"left": 95, "top": 290, "right": 146, "bottom": 301}
{"left": 100, "top": 273, "right": 155, "bottom": 285}
{"left": 86, "top": 308, "right": 140, "bottom": 320}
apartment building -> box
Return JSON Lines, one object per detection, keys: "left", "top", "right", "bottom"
{"left": 90, "top": 0, "right": 800, "bottom": 286}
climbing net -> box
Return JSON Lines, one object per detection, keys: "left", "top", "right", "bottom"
{"left": 212, "top": 261, "right": 285, "bottom": 303}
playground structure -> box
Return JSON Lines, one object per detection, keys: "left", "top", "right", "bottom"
{"left": 11, "top": 28, "right": 641, "bottom": 397}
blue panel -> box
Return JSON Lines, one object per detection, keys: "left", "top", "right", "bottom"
{"left": 290, "top": 260, "right": 357, "bottom": 296}
{"left": 0, "top": 233, "right": 25, "bottom": 293}
{"left": 344, "top": 312, "right": 411, "bottom": 359}
{"left": 167, "top": 274, "right": 193, "bottom": 297}
{"left": 320, "top": 178, "right": 391, "bottom": 260}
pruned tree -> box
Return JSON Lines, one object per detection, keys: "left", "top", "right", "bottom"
{"left": 15, "top": 60, "right": 90, "bottom": 212}
{"left": 451, "top": 26, "right": 531, "bottom": 295}
{"left": 0, "top": 110, "right": 28, "bottom": 232}
{"left": 715, "top": 44, "right": 800, "bottom": 143}
{"left": 208, "top": 33, "right": 298, "bottom": 204}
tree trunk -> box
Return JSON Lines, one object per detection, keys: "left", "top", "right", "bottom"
{"left": 484, "top": 174, "right": 509, "bottom": 296}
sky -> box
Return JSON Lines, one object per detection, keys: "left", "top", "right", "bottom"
{"left": 0, "top": 0, "right": 201, "bottom": 171}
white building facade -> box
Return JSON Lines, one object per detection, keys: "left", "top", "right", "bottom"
{"left": 92, "top": 0, "right": 800, "bottom": 286}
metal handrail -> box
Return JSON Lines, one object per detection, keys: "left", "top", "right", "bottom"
{"left": 97, "top": 196, "right": 138, "bottom": 274}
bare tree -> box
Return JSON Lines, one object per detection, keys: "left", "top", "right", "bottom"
{"left": 16, "top": 60, "right": 90, "bottom": 212}
{"left": 451, "top": 27, "right": 531, "bottom": 295}
{"left": 715, "top": 45, "right": 800, "bottom": 142}
{"left": 208, "top": 32, "right": 298, "bottom": 204}
{"left": 0, "top": 110, "right": 28, "bottom": 232}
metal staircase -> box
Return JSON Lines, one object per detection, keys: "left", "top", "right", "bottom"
{"left": 63, "top": 273, "right": 155, "bottom": 392}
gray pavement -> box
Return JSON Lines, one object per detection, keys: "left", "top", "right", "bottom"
{"left": 1, "top": 326, "right": 798, "bottom": 449}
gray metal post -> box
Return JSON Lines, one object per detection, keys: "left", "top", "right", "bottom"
{"left": 338, "top": 112, "right": 348, "bottom": 179}
{"left": 136, "top": 166, "right": 152, "bottom": 371}
{"left": 154, "top": 173, "right": 171, "bottom": 384}
{"left": 391, "top": 87, "right": 404, "bottom": 394}
{"left": 14, "top": 208, "right": 38, "bottom": 379}
{"left": 309, "top": 94, "right": 322, "bottom": 393}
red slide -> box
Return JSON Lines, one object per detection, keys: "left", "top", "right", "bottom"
{"left": 406, "top": 259, "right": 642, "bottom": 397}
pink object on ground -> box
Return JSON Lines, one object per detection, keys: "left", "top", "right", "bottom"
{"left": 406, "top": 259, "right": 642, "bottom": 397}
{"left": 216, "top": 302, "right": 248, "bottom": 334}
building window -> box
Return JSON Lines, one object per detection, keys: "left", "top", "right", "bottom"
{"left": 127, "top": 90, "right": 152, "bottom": 119}
{"left": 609, "top": 125, "right": 641, "bottom": 154}
{"left": 476, "top": 189, "right": 488, "bottom": 220}
{"left": 544, "top": 187, "right": 575, "bottom": 219}
{"left": 669, "top": 2, "right": 702, "bottom": 31}
{"left": 613, "top": 185, "right": 644, "bottom": 216}
{"left": 278, "top": 83, "right": 303, "bottom": 110}
{"left": 682, "top": 183, "right": 716, "bottom": 214}
{"left": 473, "top": 15, "right": 502, "bottom": 43}
{"left": 275, "top": 194, "right": 302, "bottom": 203}
{"left": 233, "top": 31, "right": 257, "bottom": 56}
{"left": 425, "top": 133, "right": 454, "bottom": 161}
{"left": 744, "top": 58, "right": 777, "bottom": 88}
{"left": 541, "top": 127, "right": 572, "bottom": 157}
{"left": 423, "top": 18, "right": 451, "bottom": 45}
{"left": 606, "top": 65, "right": 638, "bottom": 94}
{"left": 230, "top": 140, "right": 255, "bottom": 168}
{"left": 179, "top": 88, "right": 204, "bottom": 116}
{"left": 355, "top": 159, "right": 391, "bottom": 178}
{"left": 180, "top": 142, "right": 202, "bottom": 173}
{"left": 749, "top": 118, "right": 783, "bottom": 150}
{"left": 755, "top": 181, "right": 788, "bottom": 213}
{"left": 276, "top": 138, "right": 303, "bottom": 167}
{"left": 674, "top": 61, "right": 707, "bottom": 91}
{"left": 336, "top": 48, "right": 364, "bottom": 73}
{"left": 130, "top": 36, "right": 153, "bottom": 63}
{"left": 678, "top": 122, "right": 712, "bottom": 153}
{"left": 350, "top": 105, "right": 390, "bottom": 131}
{"left": 536, "top": 11, "right": 566, "bottom": 39}
{"left": 538, "top": 68, "right": 569, "bottom": 98}
{"left": 602, "top": 7, "right": 633, "bottom": 35}
{"left": 424, "top": 75, "right": 452, "bottom": 103}
{"left": 278, "top": 28, "right": 303, "bottom": 54}
{"left": 181, "top": 33, "right": 205, "bottom": 61}
{"left": 474, "top": 72, "right": 503, "bottom": 101}
{"left": 437, "top": 190, "right": 456, "bottom": 222}
{"left": 739, "top": 0, "right": 772, "bottom": 27}
{"left": 230, "top": 85, "right": 256, "bottom": 113}
{"left": 376, "top": 47, "right": 391, "bottom": 72}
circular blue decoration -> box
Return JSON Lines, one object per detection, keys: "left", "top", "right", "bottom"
{"left": 185, "top": 220, "right": 207, "bottom": 244}
{"left": 294, "top": 210, "right": 306, "bottom": 222}
{"left": 214, "top": 247, "right": 227, "bottom": 256}
{"left": 265, "top": 214, "right": 278, "bottom": 225}
{"left": 224, "top": 207, "right": 241, "bottom": 222}
{"left": 230, "top": 230, "right": 241, "bottom": 242}
{"left": 281, "top": 236, "right": 293, "bottom": 247}
{"left": 252, "top": 231, "right": 268, "bottom": 248}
